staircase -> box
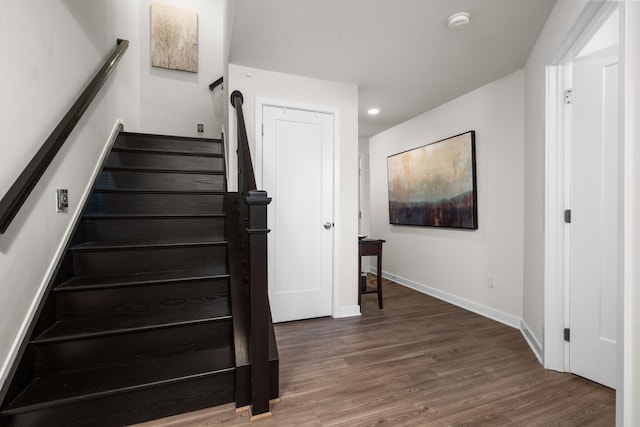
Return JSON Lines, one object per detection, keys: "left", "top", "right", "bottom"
{"left": 0, "top": 132, "right": 270, "bottom": 426}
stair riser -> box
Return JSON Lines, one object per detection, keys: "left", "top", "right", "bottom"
{"left": 85, "top": 192, "right": 225, "bottom": 215}
{"left": 115, "top": 135, "right": 223, "bottom": 155}
{"left": 107, "top": 151, "right": 224, "bottom": 171}
{"left": 2, "top": 370, "right": 234, "bottom": 427}
{"left": 96, "top": 170, "right": 225, "bottom": 192}
{"left": 73, "top": 245, "right": 227, "bottom": 276}
{"left": 34, "top": 320, "right": 232, "bottom": 375}
{"left": 82, "top": 217, "right": 226, "bottom": 243}
{"left": 56, "top": 278, "right": 230, "bottom": 321}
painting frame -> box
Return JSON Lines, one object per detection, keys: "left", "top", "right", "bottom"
{"left": 387, "top": 131, "right": 478, "bottom": 229}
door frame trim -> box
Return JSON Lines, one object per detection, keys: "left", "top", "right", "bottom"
{"left": 254, "top": 97, "right": 340, "bottom": 318}
{"left": 543, "top": 0, "right": 620, "bottom": 383}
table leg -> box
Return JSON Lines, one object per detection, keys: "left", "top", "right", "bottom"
{"left": 358, "top": 253, "right": 362, "bottom": 306}
{"left": 377, "top": 251, "right": 383, "bottom": 309}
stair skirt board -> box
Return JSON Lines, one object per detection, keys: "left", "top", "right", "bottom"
{"left": 0, "top": 132, "right": 279, "bottom": 426}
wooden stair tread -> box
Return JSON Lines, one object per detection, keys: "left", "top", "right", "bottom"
{"left": 92, "top": 188, "right": 225, "bottom": 195}
{"left": 115, "top": 133, "right": 223, "bottom": 156}
{"left": 112, "top": 146, "right": 223, "bottom": 157}
{"left": 103, "top": 166, "right": 225, "bottom": 174}
{"left": 4, "top": 348, "right": 234, "bottom": 414}
{"left": 35, "top": 301, "right": 231, "bottom": 343}
{"left": 56, "top": 268, "right": 229, "bottom": 291}
{"left": 119, "top": 132, "right": 222, "bottom": 144}
{"left": 70, "top": 239, "right": 227, "bottom": 251}
{"left": 82, "top": 213, "right": 225, "bottom": 219}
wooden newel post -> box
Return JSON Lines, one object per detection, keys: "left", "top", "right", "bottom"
{"left": 232, "top": 89, "right": 277, "bottom": 417}
{"left": 245, "top": 190, "right": 272, "bottom": 416}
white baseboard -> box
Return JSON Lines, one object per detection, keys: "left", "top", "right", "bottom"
{"left": 372, "top": 268, "right": 521, "bottom": 329}
{"left": 334, "top": 305, "right": 361, "bottom": 318}
{"left": 520, "top": 320, "right": 543, "bottom": 364}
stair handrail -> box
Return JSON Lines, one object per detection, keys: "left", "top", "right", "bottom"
{"left": 230, "top": 90, "right": 272, "bottom": 417}
{"left": 209, "top": 76, "right": 223, "bottom": 91}
{"left": 0, "top": 38, "right": 129, "bottom": 234}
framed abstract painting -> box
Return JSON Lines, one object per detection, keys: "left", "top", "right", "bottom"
{"left": 387, "top": 131, "right": 478, "bottom": 229}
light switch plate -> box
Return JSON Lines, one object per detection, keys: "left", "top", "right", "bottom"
{"left": 57, "top": 189, "right": 68, "bottom": 211}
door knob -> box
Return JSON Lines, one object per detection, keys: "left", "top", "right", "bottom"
{"left": 324, "top": 222, "right": 333, "bottom": 229}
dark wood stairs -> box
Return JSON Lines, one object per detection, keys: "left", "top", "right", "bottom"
{"left": 0, "top": 132, "right": 277, "bottom": 426}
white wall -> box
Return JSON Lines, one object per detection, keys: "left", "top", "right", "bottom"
{"left": 227, "top": 64, "right": 360, "bottom": 318}
{"left": 578, "top": 9, "right": 619, "bottom": 58}
{"left": 0, "top": 0, "right": 140, "bottom": 389}
{"left": 358, "top": 137, "right": 372, "bottom": 270}
{"left": 522, "top": 0, "right": 586, "bottom": 346}
{"left": 222, "top": 0, "right": 236, "bottom": 139}
{"left": 368, "top": 70, "right": 525, "bottom": 327}
{"left": 109, "top": 1, "right": 142, "bottom": 132}
{"left": 138, "top": 0, "right": 223, "bottom": 138}
{"left": 358, "top": 138, "right": 371, "bottom": 237}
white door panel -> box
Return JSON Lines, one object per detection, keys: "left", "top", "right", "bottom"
{"left": 569, "top": 46, "right": 619, "bottom": 388}
{"left": 262, "top": 105, "right": 334, "bottom": 323}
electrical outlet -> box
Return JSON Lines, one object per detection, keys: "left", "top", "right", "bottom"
{"left": 197, "top": 123, "right": 204, "bottom": 133}
{"left": 487, "top": 274, "right": 496, "bottom": 288}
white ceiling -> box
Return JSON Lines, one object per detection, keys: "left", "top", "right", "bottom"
{"left": 229, "top": 0, "right": 557, "bottom": 138}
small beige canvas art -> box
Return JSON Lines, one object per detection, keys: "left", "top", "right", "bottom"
{"left": 151, "top": 3, "right": 198, "bottom": 73}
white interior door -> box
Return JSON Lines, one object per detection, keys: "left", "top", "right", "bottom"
{"left": 261, "top": 105, "right": 334, "bottom": 323}
{"left": 568, "top": 45, "right": 620, "bottom": 389}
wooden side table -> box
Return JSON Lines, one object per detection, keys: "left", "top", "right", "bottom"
{"left": 358, "top": 239, "right": 385, "bottom": 309}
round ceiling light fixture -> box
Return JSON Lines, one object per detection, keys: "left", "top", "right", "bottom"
{"left": 447, "top": 12, "right": 471, "bottom": 31}
{"left": 368, "top": 108, "right": 380, "bottom": 115}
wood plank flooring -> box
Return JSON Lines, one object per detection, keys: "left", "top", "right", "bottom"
{"left": 134, "top": 276, "right": 615, "bottom": 426}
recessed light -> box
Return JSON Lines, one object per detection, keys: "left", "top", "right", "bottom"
{"left": 447, "top": 12, "right": 471, "bottom": 31}
{"left": 368, "top": 108, "right": 380, "bottom": 115}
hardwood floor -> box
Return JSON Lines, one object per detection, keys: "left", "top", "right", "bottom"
{"left": 134, "top": 276, "right": 615, "bottom": 426}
